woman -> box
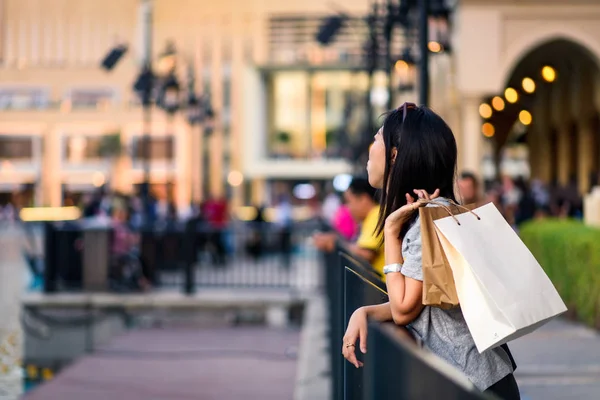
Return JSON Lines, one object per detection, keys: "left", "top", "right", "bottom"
{"left": 342, "top": 103, "right": 520, "bottom": 399}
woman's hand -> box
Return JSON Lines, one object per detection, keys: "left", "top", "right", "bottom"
{"left": 342, "top": 307, "right": 368, "bottom": 368}
{"left": 384, "top": 189, "right": 440, "bottom": 235}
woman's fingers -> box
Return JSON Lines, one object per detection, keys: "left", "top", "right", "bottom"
{"left": 413, "top": 189, "right": 425, "bottom": 200}
{"left": 342, "top": 342, "right": 360, "bottom": 368}
{"left": 342, "top": 330, "right": 364, "bottom": 368}
{"left": 405, "top": 193, "right": 414, "bottom": 204}
{"left": 359, "top": 326, "right": 368, "bottom": 354}
{"left": 413, "top": 188, "right": 441, "bottom": 202}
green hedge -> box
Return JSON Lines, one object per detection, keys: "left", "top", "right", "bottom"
{"left": 520, "top": 219, "right": 600, "bottom": 328}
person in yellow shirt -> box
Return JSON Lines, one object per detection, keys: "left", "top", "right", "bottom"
{"left": 314, "top": 177, "right": 384, "bottom": 279}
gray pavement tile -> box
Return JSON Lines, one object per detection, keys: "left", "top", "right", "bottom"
{"left": 23, "top": 326, "right": 299, "bottom": 400}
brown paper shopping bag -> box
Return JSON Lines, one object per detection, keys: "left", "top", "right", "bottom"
{"left": 419, "top": 202, "right": 476, "bottom": 309}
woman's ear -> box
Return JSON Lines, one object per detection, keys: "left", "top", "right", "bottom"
{"left": 391, "top": 147, "right": 398, "bottom": 165}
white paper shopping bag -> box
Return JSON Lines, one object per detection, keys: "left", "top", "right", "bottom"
{"left": 433, "top": 202, "right": 567, "bottom": 353}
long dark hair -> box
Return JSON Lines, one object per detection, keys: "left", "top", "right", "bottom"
{"left": 375, "top": 105, "right": 458, "bottom": 238}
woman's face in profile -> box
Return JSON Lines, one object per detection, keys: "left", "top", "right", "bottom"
{"left": 367, "top": 128, "right": 386, "bottom": 189}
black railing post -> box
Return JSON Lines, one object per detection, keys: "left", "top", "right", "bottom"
{"left": 183, "top": 218, "right": 196, "bottom": 295}
{"left": 324, "top": 246, "right": 344, "bottom": 400}
{"left": 418, "top": 0, "right": 430, "bottom": 106}
{"left": 43, "top": 222, "right": 58, "bottom": 293}
{"left": 342, "top": 254, "right": 388, "bottom": 400}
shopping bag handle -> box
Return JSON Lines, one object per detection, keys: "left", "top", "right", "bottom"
{"left": 419, "top": 199, "right": 481, "bottom": 225}
{"left": 440, "top": 198, "right": 481, "bottom": 220}
{"left": 419, "top": 200, "right": 461, "bottom": 225}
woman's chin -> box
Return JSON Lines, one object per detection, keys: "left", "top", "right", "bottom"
{"left": 367, "top": 175, "right": 383, "bottom": 190}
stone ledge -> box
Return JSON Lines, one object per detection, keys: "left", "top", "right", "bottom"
{"left": 21, "top": 289, "right": 315, "bottom": 310}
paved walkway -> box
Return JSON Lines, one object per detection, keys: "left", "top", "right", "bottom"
{"left": 23, "top": 326, "right": 300, "bottom": 400}
{"left": 294, "top": 295, "right": 330, "bottom": 400}
{"left": 511, "top": 319, "right": 600, "bottom": 400}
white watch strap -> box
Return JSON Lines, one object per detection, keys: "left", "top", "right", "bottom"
{"left": 383, "top": 263, "right": 403, "bottom": 274}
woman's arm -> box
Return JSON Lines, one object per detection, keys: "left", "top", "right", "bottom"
{"left": 383, "top": 227, "right": 424, "bottom": 325}
{"left": 359, "top": 225, "right": 424, "bottom": 326}
{"left": 363, "top": 302, "right": 393, "bottom": 322}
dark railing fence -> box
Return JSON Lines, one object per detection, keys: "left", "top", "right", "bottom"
{"left": 42, "top": 219, "right": 321, "bottom": 293}
{"left": 342, "top": 254, "right": 388, "bottom": 400}
{"left": 364, "top": 323, "right": 495, "bottom": 399}
{"left": 325, "top": 245, "right": 387, "bottom": 400}
{"left": 324, "top": 245, "right": 494, "bottom": 400}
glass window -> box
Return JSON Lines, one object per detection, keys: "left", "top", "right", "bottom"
{"left": 223, "top": 72, "right": 231, "bottom": 127}
{"left": 0, "top": 88, "right": 48, "bottom": 110}
{"left": 133, "top": 137, "right": 174, "bottom": 161}
{"left": 0, "top": 136, "right": 34, "bottom": 160}
{"left": 266, "top": 69, "right": 381, "bottom": 159}
{"left": 268, "top": 71, "right": 310, "bottom": 158}
{"left": 69, "top": 88, "right": 116, "bottom": 110}
{"left": 65, "top": 136, "right": 105, "bottom": 163}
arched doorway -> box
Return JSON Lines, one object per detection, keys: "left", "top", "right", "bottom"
{"left": 480, "top": 38, "right": 600, "bottom": 195}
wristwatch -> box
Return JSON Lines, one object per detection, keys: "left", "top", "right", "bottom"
{"left": 383, "top": 263, "right": 403, "bottom": 274}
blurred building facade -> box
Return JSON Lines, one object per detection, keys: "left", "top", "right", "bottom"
{"left": 0, "top": 0, "right": 378, "bottom": 210}
{"left": 1, "top": 0, "right": 600, "bottom": 210}
{"left": 456, "top": 0, "right": 600, "bottom": 194}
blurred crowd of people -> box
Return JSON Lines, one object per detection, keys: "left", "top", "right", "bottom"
{"left": 5, "top": 171, "right": 587, "bottom": 292}
{"left": 312, "top": 172, "right": 585, "bottom": 280}
{"left": 62, "top": 189, "right": 231, "bottom": 291}
{"left": 471, "top": 174, "right": 583, "bottom": 228}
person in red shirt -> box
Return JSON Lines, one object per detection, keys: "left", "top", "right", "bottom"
{"left": 202, "top": 196, "right": 229, "bottom": 266}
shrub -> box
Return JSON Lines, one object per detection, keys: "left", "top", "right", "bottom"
{"left": 520, "top": 219, "right": 600, "bottom": 328}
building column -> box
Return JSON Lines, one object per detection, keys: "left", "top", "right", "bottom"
{"left": 190, "top": 126, "right": 203, "bottom": 204}
{"left": 578, "top": 120, "right": 594, "bottom": 194}
{"left": 33, "top": 135, "right": 44, "bottom": 206}
{"left": 575, "top": 67, "right": 596, "bottom": 194}
{"left": 229, "top": 14, "right": 245, "bottom": 209}
{"left": 458, "top": 95, "right": 485, "bottom": 177}
{"left": 251, "top": 178, "right": 266, "bottom": 206}
{"left": 42, "top": 128, "right": 62, "bottom": 206}
{"left": 209, "top": 26, "right": 224, "bottom": 199}
{"left": 527, "top": 124, "right": 540, "bottom": 181}
{"left": 550, "top": 71, "right": 572, "bottom": 187}
{"left": 537, "top": 133, "right": 552, "bottom": 184}
{"left": 208, "top": 133, "right": 224, "bottom": 199}
{"left": 112, "top": 130, "right": 132, "bottom": 195}
{"left": 530, "top": 85, "right": 552, "bottom": 183}
{"left": 175, "top": 119, "right": 192, "bottom": 213}
{"left": 556, "top": 124, "right": 572, "bottom": 186}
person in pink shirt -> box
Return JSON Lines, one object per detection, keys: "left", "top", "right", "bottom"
{"left": 332, "top": 205, "right": 357, "bottom": 240}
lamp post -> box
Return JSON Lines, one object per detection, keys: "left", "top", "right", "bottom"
{"left": 155, "top": 44, "right": 215, "bottom": 204}
{"left": 103, "top": 1, "right": 215, "bottom": 223}
{"left": 418, "top": 0, "right": 430, "bottom": 106}
{"left": 395, "top": 0, "right": 452, "bottom": 106}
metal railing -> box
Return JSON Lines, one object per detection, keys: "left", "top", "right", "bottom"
{"left": 324, "top": 245, "right": 494, "bottom": 400}
{"left": 41, "top": 219, "right": 322, "bottom": 294}
{"left": 364, "top": 323, "right": 495, "bottom": 399}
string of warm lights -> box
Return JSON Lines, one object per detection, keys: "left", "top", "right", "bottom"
{"left": 478, "top": 65, "right": 557, "bottom": 137}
